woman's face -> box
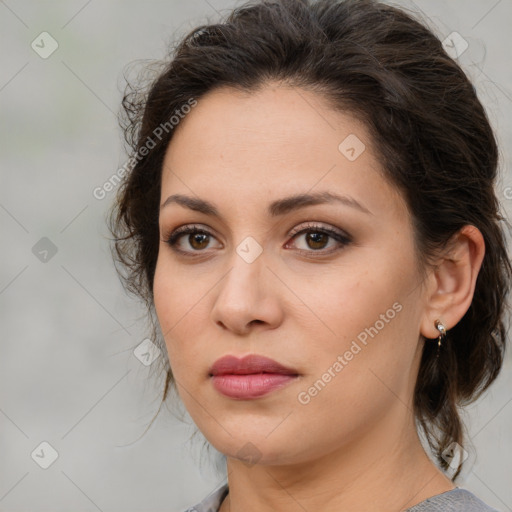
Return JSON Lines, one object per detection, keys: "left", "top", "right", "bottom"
{"left": 154, "top": 83, "right": 430, "bottom": 466}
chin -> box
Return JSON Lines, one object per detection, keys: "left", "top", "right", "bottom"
{"left": 202, "top": 427, "right": 309, "bottom": 467}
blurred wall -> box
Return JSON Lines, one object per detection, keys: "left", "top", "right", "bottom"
{"left": 1, "top": 1, "right": 511, "bottom": 511}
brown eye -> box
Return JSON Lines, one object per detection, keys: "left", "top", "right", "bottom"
{"left": 287, "top": 223, "right": 352, "bottom": 256}
{"left": 304, "top": 232, "right": 329, "bottom": 250}
{"left": 188, "top": 233, "right": 210, "bottom": 250}
{"left": 163, "top": 223, "right": 351, "bottom": 258}
{"left": 164, "top": 225, "right": 221, "bottom": 254}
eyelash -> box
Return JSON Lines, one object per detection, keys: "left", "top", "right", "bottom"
{"left": 162, "top": 222, "right": 352, "bottom": 258}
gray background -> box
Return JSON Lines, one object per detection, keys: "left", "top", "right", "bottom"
{"left": 1, "top": 1, "right": 511, "bottom": 511}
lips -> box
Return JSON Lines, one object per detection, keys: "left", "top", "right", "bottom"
{"left": 209, "top": 354, "right": 298, "bottom": 376}
{"left": 209, "top": 355, "right": 299, "bottom": 399}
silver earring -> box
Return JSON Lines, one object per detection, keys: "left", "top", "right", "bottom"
{"left": 434, "top": 320, "right": 446, "bottom": 352}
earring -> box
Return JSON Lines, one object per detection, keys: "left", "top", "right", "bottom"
{"left": 434, "top": 319, "right": 446, "bottom": 356}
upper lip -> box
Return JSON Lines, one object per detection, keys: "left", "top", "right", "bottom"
{"left": 209, "top": 355, "right": 299, "bottom": 376}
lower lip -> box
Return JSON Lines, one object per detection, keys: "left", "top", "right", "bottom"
{"left": 211, "top": 373, "right": 297, "bottom": 399}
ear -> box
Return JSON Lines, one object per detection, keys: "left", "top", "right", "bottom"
{"left": 419, "top": 225, "right": 485, "bottom": 339}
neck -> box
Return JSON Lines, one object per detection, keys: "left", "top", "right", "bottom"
{"left": 219, "top": 406, "right": 454, "bottom": 512}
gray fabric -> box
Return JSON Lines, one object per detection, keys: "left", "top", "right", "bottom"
{"left": 405, "top": 487, "right": 500, "bottom": 511}
{"left": 183, "top": 484, "right": 228, "bottom": 512}
{"left": 183, "top": 484, "right": 501, "bottom": 512}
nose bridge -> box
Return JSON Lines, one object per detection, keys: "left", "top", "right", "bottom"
{"left": 219, "top": 243, "right": 265, "bottom": 306}
{"left": 211, "top": 240, "right": 282, "bottom": 333}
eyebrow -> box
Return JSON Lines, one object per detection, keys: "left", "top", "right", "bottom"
{"left": 160, "top": 190, "right": 372, "bottom": 217}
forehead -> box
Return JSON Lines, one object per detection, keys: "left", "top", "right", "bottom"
{"left": 166, "top": 83, "right": 364, "bottom": 161}
{"left": 160, "top": 83, "right": 408, "bottom": 220}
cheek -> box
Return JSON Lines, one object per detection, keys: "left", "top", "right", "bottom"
{"left": 288, "top": 255, "right": 402, "bottom": 350}
{"left": 153, "top": 259, "right": 177, "bottom": 335}
{"left": 153, "top": 259, "right": 190, "bottom": 363}
{"left": 295, "top": 247, "right": 421, "bottom": 397}
{"left": 153, "top": 256, "right": 214, "bottom": 377}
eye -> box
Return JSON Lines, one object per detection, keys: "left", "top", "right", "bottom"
{"left": 162, "top": 222, "right": 352, "bottom": 257}
{"left": 286, "top": 222, "right": 352, "bottom": 256}
{"left": 163, "top": 224, "right": 221, "bottom": 255}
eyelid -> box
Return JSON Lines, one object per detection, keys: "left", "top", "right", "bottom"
{"left": 162, "top": 223, "right": 222, "bottom": 248}
{"left": 285, "top": 222, "right": 352, "bottom": 256}
{"left": 164, "top": 221, "right": 349, "bottom": 240}
{"left": 287, "top": 221, "right": 350, "bottom": 240}
{"left": 163, "top": 221, "right": 352, "bottom": 255}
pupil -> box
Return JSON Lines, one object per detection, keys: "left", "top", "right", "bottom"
{"left": 307, "top": 232, "right": 327, "bottom": 249}
{"left": 191, "top": 233, "right": 208, "bottom": 249}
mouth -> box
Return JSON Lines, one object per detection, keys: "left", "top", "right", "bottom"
{"left": 209, "top": 354, "right": 299, "bottom": 399}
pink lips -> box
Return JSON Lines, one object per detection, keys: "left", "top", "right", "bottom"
{"left": 209, "top": 355, "right": 299, "bottom": 399}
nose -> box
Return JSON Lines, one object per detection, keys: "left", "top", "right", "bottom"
{"left": 210, "top": 251, "right": 284, "bottom": 336}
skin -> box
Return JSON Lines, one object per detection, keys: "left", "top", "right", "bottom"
{"left": 153, "top": 82, "right": 485, "bottom": 512}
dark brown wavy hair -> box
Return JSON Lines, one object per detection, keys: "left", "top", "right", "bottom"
{"left": 109, "top": 0, "right": 512, "bottom": 479}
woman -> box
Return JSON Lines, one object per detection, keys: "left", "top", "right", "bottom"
{"left": 109, "top": 0, "right": 512, "bottom": 510}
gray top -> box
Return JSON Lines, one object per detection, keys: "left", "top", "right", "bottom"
{"left": 182, "top": 484, "right": 500, "bottom": 512}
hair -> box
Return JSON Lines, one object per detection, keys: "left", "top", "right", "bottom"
{"left": 109, "top": 0, "right": 512, "bottom": 480}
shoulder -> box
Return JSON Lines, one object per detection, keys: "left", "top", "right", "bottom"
{"left": 181, "top": 483, "right": 229, "bottom": 512}
{"left": 406, "top": 487, "right": 501, "bottom": 512}
{"left": 182, "top": 484, "right": 499, "bottom": 512}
